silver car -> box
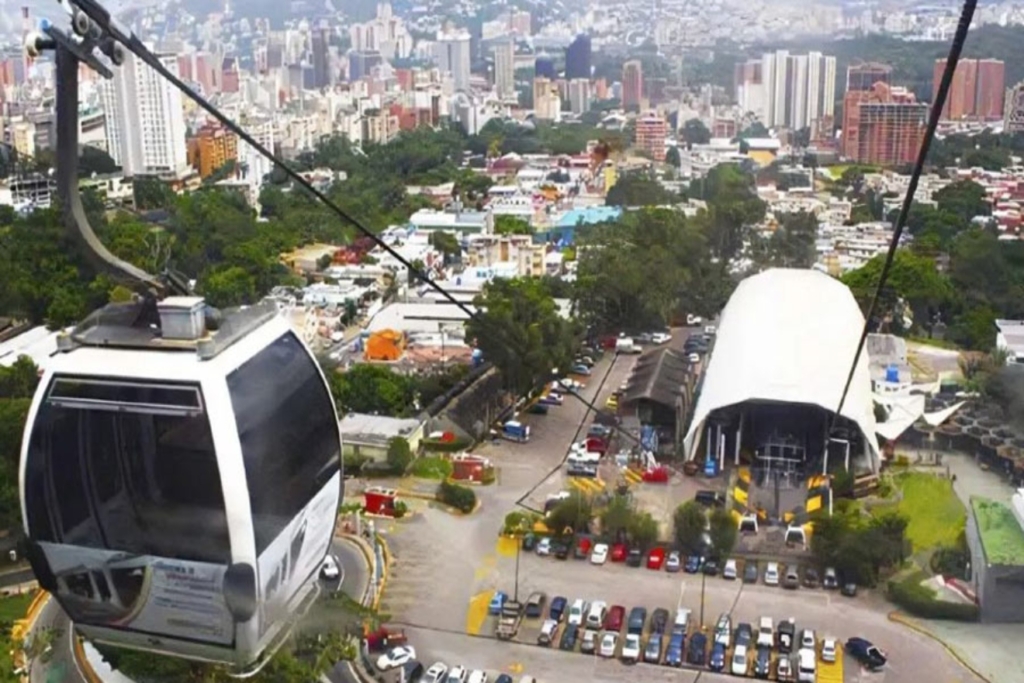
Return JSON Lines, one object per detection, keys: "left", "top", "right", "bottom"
{"left": 666, "top": 550, "right": 682, "bottom": 573}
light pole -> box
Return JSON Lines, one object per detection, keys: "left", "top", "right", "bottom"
{"left": 699, "top": 569, "right": 707, "bottom": 629}
{"left": 513, "top": 539, "right": 521, "bottom": 603}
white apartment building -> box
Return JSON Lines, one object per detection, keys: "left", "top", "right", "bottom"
{"left": 493, "top": 40, "right": 515, "bottom": 101}
{"left": 100, "top": 49, "right": 188, "bottom": 177}
{"left": 434, "top": 29, "right": 472, "bottom": 92}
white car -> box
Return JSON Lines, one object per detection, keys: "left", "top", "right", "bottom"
{"left": 591, "top": 543, "right": 609, "bottom": 564}
{"left": 621, "top": 633, "right": 641, "bottom": 662}
{"left": 536, "top": 537, "right": 552, "bottom": 556}
{"left": 651, "top": 332, "right": 671, "bottom": 344}
{"left": 765, "top": 562, "right": 780, "bottom": 586}
{"left": 423, "top": 662, "right": 448, "bottom": 683}
{"left": 731, "top": 645, "right": 749, "bottom": 676}
{"left": 821, "top": 636, "right": 838, "bottom": 663}
{"left": 800, "top": 628, "right": 817, "bottom": 651}
{"left": 538, "top": 619, "right": 559, "bottom": 646}
{"left": 320, "top": 555, "right": 340, "bottom": 580}
{"left": 560, "top": 377, "right": 585, "bottom": 391}
{"left": 376, "top": 645, "right": 416, "bottom": 670}
{"left": 723, "top": 558, "right": 738, "bottom": 580}
{"left": 688, "top": 352, "right": 700, "bottom": 364}
{"left": 468, "top": 671, "right": 488, "bottom": 683}
{"left": 445, "top": 666, "right": 468, "bottom": 683}
{"left": 567, "top": 598, "right": 588, "bottom": 626}
{"left": 599, "top": 632, "right": 619, "bottom": 657}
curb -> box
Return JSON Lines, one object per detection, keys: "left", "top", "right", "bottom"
{"left": 341, "top": 533, "right": 376, "bottom": 607}
{"left": 72, "top": 636, "right": 103, "bottom": 683}
{"left": 372, "top": 534, "right": 392, "bottom": 612}
{"left": 887, "top": 611, "right": 992, "bottom": 683}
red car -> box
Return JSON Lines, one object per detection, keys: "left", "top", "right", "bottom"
{"left": 611, "top": 543, "right": 628, "bottom": 562}
{"left": 647, "top": 547, "right": 666, "bottom": 570}
{"left": 603, "top": 605, "right": 626, "bottom": 631}
{"left": 575, "top": 536, "right": 593, "bottom": 559}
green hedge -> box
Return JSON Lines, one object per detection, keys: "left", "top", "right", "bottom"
{"left": 421, "top": 437, "right": 472, "bottom": 453}
{"left": 437, "top": 481, "right": 477, "bottom": 513}
{"left": 887, "top": 573, "right": 979, "bottom": 621}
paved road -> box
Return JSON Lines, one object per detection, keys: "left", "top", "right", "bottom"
{"left": 377, "top": 339, "right": 986, "bottom": 683}
{"left": 0, "top": 568, "right": 38, "bottom": 588}
{"left": 28, "top": 536, "right": 372, "bottom": 683}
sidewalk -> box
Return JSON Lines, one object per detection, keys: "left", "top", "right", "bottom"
{"left": 891, "top": 612, "right": 1021, "bottom": 683}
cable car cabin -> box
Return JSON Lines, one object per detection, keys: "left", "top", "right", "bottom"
{"left": 18, "top": 297, "right": 343, "bottom": 669}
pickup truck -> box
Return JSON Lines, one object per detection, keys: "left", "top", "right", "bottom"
{"left": 496, "top": 600, "right": 524, "bottom": 640}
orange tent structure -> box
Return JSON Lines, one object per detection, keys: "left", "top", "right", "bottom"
{"left": 364, "top": 329, "right": 405, "bottom": 361}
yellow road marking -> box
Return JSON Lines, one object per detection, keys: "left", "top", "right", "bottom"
{"left": 817, "top": 652, "right": 844, "bottom": 683}
{"left": 508, "top": 663, "right": 524, "bottom": 674}
{"left": 496, "top": 535, "right": 519, "bottom": 558}
{"left": 466, "top": 591, "right": 493, "bottom": 635}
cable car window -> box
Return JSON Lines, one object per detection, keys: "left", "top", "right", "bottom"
{"left": 49, "top": 379, "right": 203, "bottom": 411}
{"left": 24, "top": 378, "right": 231, "bottom": 565}
{"left": 227, "top": 332, "right": 341, "bottom": 554}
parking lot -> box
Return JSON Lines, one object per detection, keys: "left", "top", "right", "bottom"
{"left": 376, "top": 335, "right": 986, "bottom": 683}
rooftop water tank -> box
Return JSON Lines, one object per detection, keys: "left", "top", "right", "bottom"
{"left": 885, "top": 364, "right": 899, "bottom": 383}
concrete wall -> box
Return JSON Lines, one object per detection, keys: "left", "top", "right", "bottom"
{"left": 966, "top": 507, "right": 1024, "bottom": 623}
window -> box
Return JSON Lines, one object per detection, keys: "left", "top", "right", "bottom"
{"left": 24, "top": 378, "right": 230, "bottom": 565}
{"left": 227, "top": 332, "right": 341, "bottom": 554}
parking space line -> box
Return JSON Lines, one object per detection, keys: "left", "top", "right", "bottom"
{"left": 466, "top": 591, "right": 493, "bottom": 635}
{"left": 676, "top": 580, "right": 687, "bottom": 611}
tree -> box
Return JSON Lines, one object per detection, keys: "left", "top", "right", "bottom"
{"left": 600, "top": 494, "right": 635, "bottom": 538}
{"left": 627, "top": 510, "right": 660, "bottom": 550}
{"left": 466, "top": 278, "right": 578, "bottom": 395}
{"left": 673, "top": 501, "right": 707, "bottom": 554}
{"left": 546, "top": 491, "right": 593, "bottom": 536}
{"left": 327, "top": 364, "right": 417, "bottom": 416}
{"left": 934, "top": 180, "right": 990, "bottom": 224}
{"left": 605, "top": 172, "right": 682, "bottom": 207}
{"left": 681, "top": 118, "right": 711, "bottom": 147}
{"left": 707, "top": 507, "right": 737, "bottom": 561}
{"left": 764, "top": 212, "right": 817, "bottom": 268}
{"left": 494, "top": 215, "right": 532, "bottom": 235}
{"left": 842, "top": 249, "right": 952, "bottom": 335}
{"left": 386, "top": 437, "right": 413, "bottom": 473}
{"left": 665, "top": 146, "right": 681, "bottom": 168}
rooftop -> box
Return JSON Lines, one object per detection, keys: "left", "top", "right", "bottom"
{"left": 556, "top": 205, "right": 622, "bottom": 227}
{"left": 339, "top": 412, "right": 423, "bottom": 447}
{"left": 972, "top": 497, "right": 1024, "bottom": 566}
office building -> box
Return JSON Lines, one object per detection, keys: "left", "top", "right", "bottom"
{"left": 349, "top": 50, "right": 383, "bottom": 82}
{"left": 635, "top": 112, "right": 668, "bottom": 161}
{"left": 622, "top": 60, "right": 643, "bottom": 111}
{"left": 100, "top": 48, "right": 188, "bottom": 177}
{"left": 568, "top": 78, "right": 591, "bottom": 115}
{"left": 435, "top": 28, "right": 472, "bottom": 91}
{"left": 842, "top": 82, "right": 927, "bottom": 166}
{"left": 493, "top": 40, "right": 515, "bottom": 100}
{"left": 311, "top": 28, "right": 330, "bottom": 88}
{"left": 187, "top": 123, "right": 238, "bottom": 178}
{"left": 349, "top": 2, "right": 412, "bottom": 60}
{"left": 535, "top": 55, "right": 556, "bottom": 79}
{"left": 934, "top": 58, "right": 1005, "bottom": 121}
{"left": 533, "top": 77, "right": 561, "bottom": 121}
{"left": 565, "top": 34, "right": 591, "bottom": 81}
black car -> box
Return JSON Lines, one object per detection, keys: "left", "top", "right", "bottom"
{"left": 554, "top": 543, "right": 570, "bottom": 560}
{"left": 823, "top": 567, "right": 838, "bottom": 589}
{"left": 687, "top": 632, "right": 707, "bottom": 665}
{"left": 841, "top": 582, "right": 858, "bottom": 597}
{"left": 695, "top": 490, "right": 725, "bottom": 507}
{"left": 753, "top": 646, "right": 771, "bottom": 678}
{"left": 521, "top": 533, "right": 536, "bottom": 551}
{"left": 559, "top": 624, "right": 579, "bottom": 651}
{"left": 650, "top": 608, "right": 669, "bottom": 635}
{"left": 803, "top": 567, "right": 820, "bottom": 588}
{"left": 743, "top": 560, "right": 759, "bottom": 583}
{"left": 734, "top": 622, "right": 753, "bottom": 648}
{"left": 702, "top": 559, "right": 720, "bottom": 576}
{"left": 777, "top": 619, "right": 796, "bottom": 654}
{"left": 626, "top": 547, "right": 643, "bottom": 567}
{"left": 846, "top": 637, "right": 887, "bottom": 669}
{"left": 627, "top": 606, "right": 648, "bottom": 635}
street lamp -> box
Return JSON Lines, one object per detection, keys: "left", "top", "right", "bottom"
{"left": 513, "top": 538, "right": 522, "bottom": 603}
{"left": 699, "top": 569, "right": 707, "bottom": 629}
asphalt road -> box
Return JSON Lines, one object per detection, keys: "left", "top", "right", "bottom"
{"left": 377, "top": 340, "right": 986, "bottom": 683}
{"left": 27, "top": 536, "right": 371, "bottom": 683}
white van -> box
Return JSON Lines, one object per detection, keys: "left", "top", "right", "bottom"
{"left": 797, "top": 648, "right": 817, "bottom": 682}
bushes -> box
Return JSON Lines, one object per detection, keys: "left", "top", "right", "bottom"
{"left": 421, "top": 437, "right": 472, "bottom": 453}
{"left": 437, "top": 481, "right": 477, "bottom": 513}
{"left": 887, "top": 572, "right": 980, "bottom": 621}
{"left": 408, "top": 456, "right": 453, "bottom": 479}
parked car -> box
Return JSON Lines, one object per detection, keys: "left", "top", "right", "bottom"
{"left": 611, "top": 543, "right": 628, "bottom": 562}
{"left": 731, "top": 645, "right": 749, "bottom": 676}
{"left": 803, "top": 567, "right": 820, "bottom": 588}
{"left": 723, "top": 558, "right": 738, "bottom": 580}
{"left": 734, "top": 622, "right": 753, "bottom": 649}
{"left": 524, "top": 592, "right": 546, "bottom": 619}
{"left": 554, "top": 542, "right": 570, "bottom": 560}
{"left": 666, "top": 550, "right": 682, "bottom": 572}
{"left": 647, "top": 547, "right": 666, "bottom": 570}
{"left": 446, "top": 666, "right": 469, "bottom": 683}
{"left": 823, "top": 567, "right": 838, "bottom": 589}
{"left": 320, "top": 555, "right": 340, "bottom": 580}
{"left": 574, "top": 537, "right": 593, "bottom": 559}
{"left": 695, "top": 490, "right": 724, "bottom": 507}
{"left": 784, "top": 565, "right": 800, "bottom": 589}
{"left": 488, "top": 591, "right": 507, "bottom": 616}
{"left": 621, "top": 633, "right": 642, "bottom": 663}
{"left": 764, "top": 562, "right": 780, "bottom": 586}
{"left": 841, "top": 581, "right": 858, "bottom": 597}
{"left": 845, "top": 637, "right": 887, "bottom": 669}
{"left": 559, "top": 624, "right": 579, "bottom": 651}
{"left": 756, "top": 617, "right": 774, "bottom": 648}
{"left": 626, "top": 547, "right": 643, "bottom": 567}
{"left": 537, "top": 619, "right": 558, "bottom": 646}
{"left": 549, "top": 596, "right": 567, "bottom": 621}
{"left": 536, "top": 537, "right": 552, "bottom": 556}
{"left": 799, "top": 628, "right": 816, "bottom": 651}
{"left": 702, "top": 559, "right": 720, "bottom": 576}
{"left": 376, "top": 645, "right": 416, "bottom": 671}
{"left": 644, "top": 633, "right": 663, "bottom": 663}
{"left": 467, "top": 671, "right": 487, "bottom": 683}
{"left": 585, "top": 601, "right": 608, "bottom": 630}
{"left": 423, "top": 662, "right": 448, "bottom": 683}
{"left": 777, "top": 654, "right": 793, "bottom": 681}
{"left": 743, "top": 560, "right": 759, "bottom": 583}
{"left": 599, "top": 632, "right": 619, "bottom": 658}
{"left": 713, "top": 613, "right": 732, "bottom": 646}
{"left": 754, "top": 646, "right": 771, "bottom": 678}
{"left": 591, "top": 543, "right": 609, "bottom": 565}
{"left": 521, "top": 533, "right": 537, "bottom": 551}
{"left": 688, "top": 632, "right": 707, "bottom": 666}
{"left": 684, "top": 555, "right": 702, "bottom": 573}
{"left": 821, "top": 636, "right": 838, "bottom": 663}
{"left": 777, "top": 619, "right": 796, "bottom": 653}
{"left": 603, "top": 605, "right": 625, "bottom": 632}
{"left": 650, "top": 608, "right": 669, "bottom": 635}
{"left": 627, "top": 607, "right": 648, "bottom": 635}
{"left": 567, "top": 599, "right": 588, "bottom": 626}
{"left": 580, "top": 629, "right": 598, "bottom": 654}
{"left": 709, "top": 642, "right": 727, "bottom": 671}
{"left": 672, "top": 607, "right": 691, "bottom": 634}
{"left": 665, "top": 632, "right": 685, "bottom": 666}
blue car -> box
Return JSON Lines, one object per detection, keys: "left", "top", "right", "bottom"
{"left": 549, "top": 596, "right": 568, "bottom": 621}
{"left": 709, "top": 642, "right": 726, "bottom": 672}
{"left": 684, "top": 555, "right": 702, "bottom": 573}
{"left": 665, "top": 632, "right": 685, "bottom": 666}
{"left": 488, "top": 591, "right": 508, "bottom": 616}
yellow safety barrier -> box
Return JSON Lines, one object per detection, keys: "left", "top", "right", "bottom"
{"left": 624, "top": 470, "right": 643, "bottom": 484}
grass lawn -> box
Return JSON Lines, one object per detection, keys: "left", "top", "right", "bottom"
{"left": 0, "top": 591, "right": 35, "bottom": 622}
{"left": 895, "top": 472, "right": 966, "bottom": 551}
{"left": 408, "top": 456, "right": 453, "bottom": 480}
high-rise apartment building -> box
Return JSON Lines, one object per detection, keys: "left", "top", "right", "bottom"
{"left": 535, "top": 55, "right": 556, "bottom": 79}
{"left": 933, "top": 58, "right": 1005, "bottom": 120}
{"left": 435, "top": 28, "right": 472, "bottom": 91}
{"left": 348, "top": 50, "right": 383, "bottom": 82}
{"left": 842, "top": 82, "right": 927, "bottom": 166}
{"left": 565, "top": 34, "right": 591, "bottom": 81}
{"left": 846, "top": 62, "right": 891, "bottom": 92}
{"left": 493, "top": 40, "right": 515, "bottom": 100}
{"left": 311, "top": 28, "right": 330, "bottom": 88}
{"left": 622, "top": 60, "right": 643, "bottom": 111}
{"left": 568, "top": 78, "right": 591, "bottom": 115}
{"left": 532, "top": 77, "right": 561, "bottom": 121}
{"left": 635, "top": 112, "right": 668, "bottom": 161}
{"left": 349, "top": 2, "right": 412, "bottom": 60}
{"left": 187, "top": 123, "right": 238, "bottom": 178}
{"left": 735, "top": 51, "right": 835, "bottom": 130}
{"left": 1006, "top": 82, "right": 1024, "bottom": 133}
{"left": 101, "top": 49, "right": 188, "bottom": 177}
